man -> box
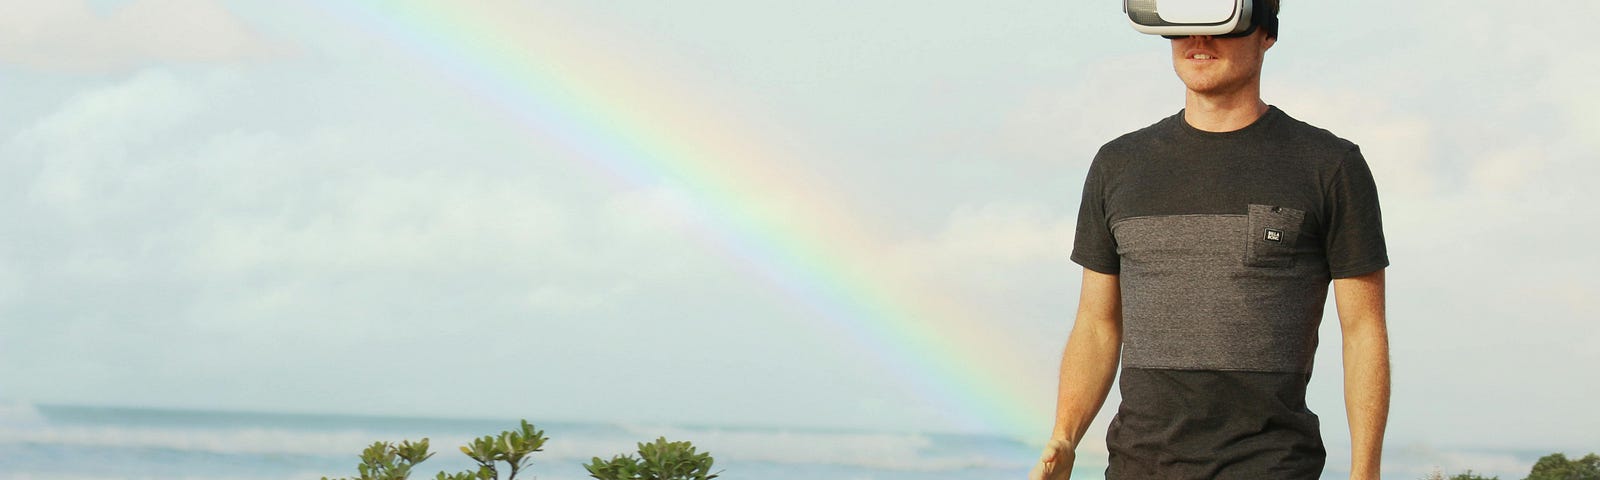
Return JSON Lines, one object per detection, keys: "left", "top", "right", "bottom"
{"left": 1030, "top": 1, "right": 1390, "bottom": 479}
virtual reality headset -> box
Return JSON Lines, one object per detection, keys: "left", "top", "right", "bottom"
{"left": 1124, "top": 0, "right": 1274, "bottom": 37}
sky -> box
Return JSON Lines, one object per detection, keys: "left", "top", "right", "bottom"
{"left": 1, "top": 0, "right": 1597, "bottom": 473}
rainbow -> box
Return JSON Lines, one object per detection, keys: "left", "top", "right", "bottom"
{"left": 310, "top": 1, "right": 1049, "bottom": 435}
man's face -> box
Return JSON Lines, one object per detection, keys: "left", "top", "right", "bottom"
{"left": 1170, "top": 30, "right": 1276, "bottom": 96}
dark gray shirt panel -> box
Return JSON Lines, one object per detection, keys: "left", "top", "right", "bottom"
{"left": 1071, "top": 155, "right": 1121, "bottom": 274}
{"left": 1324, "top": 148, "right": 1389, "bottom": 278}
{"left": 1070, "top": 106, "right": 1390, "bottom": 278}
{"left": 1106, "top": 368, "right": 1326, "bottom": 480}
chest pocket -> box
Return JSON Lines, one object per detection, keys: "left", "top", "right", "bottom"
{"left": 1245, "top": 204, "right": 1305, "bottom": 268}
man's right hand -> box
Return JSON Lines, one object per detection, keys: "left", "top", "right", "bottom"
{"left": 1027, "top": 438, "right": 1076, "bottom": 480}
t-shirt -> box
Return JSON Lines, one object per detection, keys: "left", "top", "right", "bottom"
{"left": 1070, "top": 106, "right": 1388, "bottom": 479}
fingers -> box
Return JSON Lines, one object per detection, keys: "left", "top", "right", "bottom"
{"left": 1036, "top": 439, "right": 1074, "bottom": 480}
{"left": 1029, "top": 460, "right": 1052, "bottom": 480}
{"left": 1031, "top": 446, "right": 1057, "bottom": 480}
{"left": 1029, "top": 446, "right": 1048, "bottom": 479}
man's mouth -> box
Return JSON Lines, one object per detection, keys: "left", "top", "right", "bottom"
{"left": 1191, "top": 53, "right": 1215, "bottom": 60}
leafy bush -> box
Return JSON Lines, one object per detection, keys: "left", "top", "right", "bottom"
{"left": 1526, "top": 453, "right": 1600, "bottom": 480}
{"left": 322, "top": 420, "right": 548, "bottom": 480}
{"left": 323, "top": 439, "right": 436, "bottom": 480}
{"left": 456, "top": 420, "right": 549, "bottom": 480}
{"left": 1422, "top": 451, "right": 1600, "bottom": 480}
{"left": 584, "top": 437, "right": 722, "bottom": 480}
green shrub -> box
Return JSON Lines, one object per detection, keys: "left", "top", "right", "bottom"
{"left": 325, "top": 420, "right": 726, "bottom": 480}
{"left": 1526, "top": 452, "right": 1600, "bottom": 480}
{"left": 455, "top": 420, "right": 549, "bottom": 480}
{"left": 322, "top": 420, "right": 548, "bottom": 480}
{"left": 323, "top": 438, "right": 435, "bottom": 480}
{"left": 1425, "top": 451, "right": 1600, "bottom": 480}
{"left": 584, "top": 437, "right": 721, "bottom": 480}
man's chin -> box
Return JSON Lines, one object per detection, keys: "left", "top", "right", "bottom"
{"left": 1180, "top": 78, "right": 1248, "bottom": 98}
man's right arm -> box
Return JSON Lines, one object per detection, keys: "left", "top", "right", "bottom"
{"left": 1032, "top": 268, "right": 1123, "bottom": 480}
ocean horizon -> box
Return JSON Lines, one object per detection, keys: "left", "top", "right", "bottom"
{"left": 0, "top": 402, "right": 1055, "bottom": 480}
{"left": 0, "top": 402, "right": 1558, "bottom": 480}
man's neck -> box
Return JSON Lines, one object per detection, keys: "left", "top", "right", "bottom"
{"left": 1183, "top": 89, "right": 1269, "bottom": 133}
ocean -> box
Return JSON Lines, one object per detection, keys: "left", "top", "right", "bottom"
{"left": 0, "top": 403, "right": 1554, "bottom": 479}
{"left": 0, "top": 403, "right": 1070, "bottom": 480}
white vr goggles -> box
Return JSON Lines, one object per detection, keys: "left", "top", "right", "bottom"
{"left": 1124, "top": 0, "right": 1274, "bottom": 38}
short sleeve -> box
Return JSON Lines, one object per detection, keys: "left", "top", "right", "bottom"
{"left": 1070, "top": 155, "right": 1121, "bottom": 274}
{"left": 1324, "top": 147, "right": 1389, "bottom": 278}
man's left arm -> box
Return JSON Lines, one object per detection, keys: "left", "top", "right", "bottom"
{"left": 1333, "top": 268, "right": 1389, "bottom": 480}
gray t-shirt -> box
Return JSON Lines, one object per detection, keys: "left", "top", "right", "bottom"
{"left": 1070, "top": 106, "right": 1388, "bottom": 479}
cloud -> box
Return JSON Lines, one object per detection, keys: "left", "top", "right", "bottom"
{"left": 0, "top": 0, "right": 280, "bottom": 72}
{"left": 10, "top": 69, "right": 202, "bottom": 217}
{"left": 0, "top": 64, "right": 916, "bottom": 426}
{"left": 998, "top": 52, "right": 1175, "bottom": 168}
{"left": 3, "top": 68, "right": 671, "bottom": 336}
{"left": 13, "top": 69, "right": 201, "bottom": 147}
{"left": 880, "top": 201, "right": 1082, "bottom": 425}
{"left": 894, "top": 203, "right": 1075, "bottom": 266}
{"left": 1467, "top": 145, "right": 1544, "bottom": 193}
{"left": 1267, "top": 85, "right": 1440, "bottom": 199}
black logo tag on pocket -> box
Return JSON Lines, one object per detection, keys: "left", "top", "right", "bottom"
{"left": 1264, "top": 228, "right": 1283, "bottom": 242}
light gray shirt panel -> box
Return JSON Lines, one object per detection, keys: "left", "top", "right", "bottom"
{"left": 1112, "top": 214, "right": 1330, "bottom": 373}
